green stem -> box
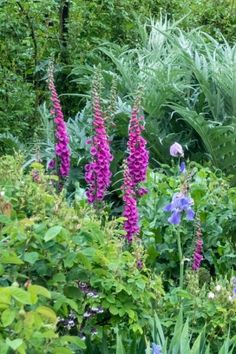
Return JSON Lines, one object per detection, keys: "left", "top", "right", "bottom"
{"left": 177, "top": 228, "right": 184, "bottom": 289}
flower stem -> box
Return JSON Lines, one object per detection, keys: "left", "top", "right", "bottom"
{"left": 177, "top": 228, "right": 184, "bottom": 289}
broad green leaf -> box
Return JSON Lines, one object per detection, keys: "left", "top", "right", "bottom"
{"left": 0, "top": 341, "right": 9, "bottom": 354}
{"left": 6, "top": 338, "right": 23, "bottom": 351}
{"left": 24, "top": 252, "right": 39, "bottom": 265}
{"left": 11, "top": 288, "right": 31, "bottom": 304}
{"left": 0, "top": 253, "right": 23, "bottom": 265}
{"left": 0, "top": 288, "right": 11, "bottom": 305}
{"left": 36, "top": 306, "right": 57, "bottom": 323}
{"left": 60, "top": 336, "right": 86, "bottom": 349}
{"left": 44, "top": 225, "right": 62, "bottom": 242}
{"left": 28, "top": 285, "right": 51, "bottom": 298}
{"left": 1, "top": 308, "right": 16, "bottom": 327}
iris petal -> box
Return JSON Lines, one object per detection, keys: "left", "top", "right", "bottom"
{"left": 168, "top": 211, "right": 181, "bottom": 225}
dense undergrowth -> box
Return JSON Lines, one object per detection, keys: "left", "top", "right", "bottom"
{"left": 0, "top": 155, "right": 235, "bottom": 353}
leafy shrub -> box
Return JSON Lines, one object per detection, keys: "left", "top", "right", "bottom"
{"left": 0, "top": 155, "right": 162, "bottom": 353}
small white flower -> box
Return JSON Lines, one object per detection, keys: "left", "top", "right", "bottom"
{"left": 0, "top": 191, "right": 5, "bottom": 197}
{"left": 228, "top": 295, "right": 233, "bottom": 302}
{"left": 208, "top": 291, "right": 215, "bottom": 299}
{"left": 215, "top": 285, "right": 222, "bottom": 292}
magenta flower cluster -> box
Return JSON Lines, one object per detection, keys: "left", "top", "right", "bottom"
{"left": 127, "top": 107, "right": 149, "bottom": 186}
{"left": 192, "top": 225, "right": 203, "bottom": 270}
{"left": 85, "top": 91, "right": 113, "bottom": 203}
{"left": 122, "top": 104, "right": 149, "bottom": 241}
{"left": 122, "top": 166, "right": 140, "bottom": 242}
{"left": 48, "top": 70, "right": 70, "bottom": 178}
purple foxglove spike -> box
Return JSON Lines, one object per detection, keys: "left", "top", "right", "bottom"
{"left": 48, "top": 67, "right": 70, "bottom": 178}
{"left": 122, "top": 165, "right": 140, "bottom": 242}
{"left": 85, "top": 89, "right": 113, "bottom": 204}
{"left": 127, "top": 106, "right": 149, "bottom": 187}
{"left": 192, "top": 224, "right": 203, "bottom": 270}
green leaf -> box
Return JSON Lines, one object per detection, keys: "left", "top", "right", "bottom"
{"left": 116, "top": 332, "right": 126, "bottom": 354}
{"left": 0, "top": 341, "right": 9, "bottom": 354}
{"left": 24, "top": 252, "right": 39, "bottom": 265}
{"left": 0, "top": 252, "right": 24, "bottom": 265}
{"left": 11, "top": 288, "right": 31, "bottom": 304}
{"left": 28, "top": 285, "right": 51, "bottom": 298}
{"left": 0, "top": 214, "right": 11, "bottom": 224}
{"left": 1, "top": 308, "right": 16, "bottom": 327}
{"left": 44, "top": 225, "right": 62, "bottom": 242}
{"left": 60, "top": 336, "right": 86, "bottom": 349}
{"left": 36, "top": 306, "right": 57, "bottom": 323}
{"left": 52, "top": 348, "right": 73, "bottom": 354}
{"left": 6, "top": 338, "right": 23, "bottom": 351}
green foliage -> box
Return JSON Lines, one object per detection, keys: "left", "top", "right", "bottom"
{"left": 149, "top": 308, "right": 236, "bottom": 354}
{"left": 74, "top": 20, "right": 236, "bottom": 173}
{"left": 159, "top": 273, "right": 236, "bottom": 349}
{"left": 138, "top": 163, "right": 236, "bottom": 277}
{"left": 1, "top": 0, "right": 236, "bottom": 148}
{"left": 0, "top": 155, "right": 162, "bottom": 352}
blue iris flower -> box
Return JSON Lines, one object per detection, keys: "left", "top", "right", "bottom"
{"left": 164, "top": 193, "right": 195, "bottom": 225}
{"left": 152, "top": 343, "right": 162, "bottom": 354}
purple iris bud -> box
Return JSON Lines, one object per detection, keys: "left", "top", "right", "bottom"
{"left": 152, "top": 343, "right": 162, "bottom": 354}
{"left": 180, "top": 161, "right": 186, "bottom": 174}
{"left": 170, "top": 142, "right": 184, "bottom": 157}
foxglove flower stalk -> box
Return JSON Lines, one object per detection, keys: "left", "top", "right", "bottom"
{"left": 127, "top": 104, "right": 149, "bottom": 186}
{"left": 164, "top": 193, "right": 195, "bottom": 225}
{"left": 85, "top": 87, "right": 113, "bottom": 204}
{"left": 192, "top": 223, "right": 203, "bottom": 270}
{"left": 48, "top": 68, "right": 70, "bottom": 178}
{"left": 122, "top": 165, "right": 139, "bottom": 242}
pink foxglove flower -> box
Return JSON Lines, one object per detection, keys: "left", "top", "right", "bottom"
{"left": 127, "top": 105, "right": 149, "bottom": 186}
{"left": 85, "top": 87, "right": 113, "bottom": 203}
{"left": 192, "top": 223, "right": 203, "bottom": 270}
{"left": 48, "top": 67, "right": 70, "bottom": 178}
{"left": 122, "top": 165, "right": 139, "bottom": 242}
{"left": 170, "top": 142, "right": 184, "bottom": 157}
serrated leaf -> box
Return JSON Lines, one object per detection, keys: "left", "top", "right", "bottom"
{"left": 44, "top": 226, "right": 62, "bottom": 242}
